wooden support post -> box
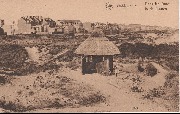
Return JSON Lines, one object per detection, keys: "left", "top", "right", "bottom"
{"left": 81, "top": 55, "right": 85, "bottom": 75}
{"left": 107, "top": 57, "right": 110, "bottom": 75}
{"left": 81, "top": 56, "right": 83, "bottom": 67}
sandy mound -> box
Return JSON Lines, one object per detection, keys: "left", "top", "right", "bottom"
{"left": 142, "top": 72, "right": 179, "bottom": 111}
{"left": 0, "top": 71, "right": 105, "bottom": 112}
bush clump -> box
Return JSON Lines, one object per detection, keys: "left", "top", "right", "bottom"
{"left": 145, "top": 63, "right": 157, "bottom": 77}
{"left": 0, "top": 45, "right": 28, "bottom": 70}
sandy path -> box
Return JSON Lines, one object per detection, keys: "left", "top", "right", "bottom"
{"left": 150, "top": 62, "right": 168, "bottom": 83}
{"left": 141, "top": 62, "right": 168, "bottom": 91}
{"left": 20, "top": 62, "right": 170, "bottom": 113}
{"left": 45, "top": 68, "right": 168, "bottom": 112}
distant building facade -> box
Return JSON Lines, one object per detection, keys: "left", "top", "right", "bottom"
{"left": 128, "top": 24, "right": 141, "bottom": 31}
{"left": 64, "top": 24, "right": 75, "bottom": 36}
{"left": 2, "top": 25, "right": 13, "bottom": 35}
{"left": 57, "top": 20, "right": 83, "bottom": 33}
{"left": 83, "top": 22, "right": 93, "bottom": 33}
{"left": 104, "top": 23, "right": 119, "bottom": 35}
{"left": 17, "top": 16, "right": 56, "bottom": 34}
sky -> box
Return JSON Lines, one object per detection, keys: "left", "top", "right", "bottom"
{"left": 0, "top": 0, "right": 178, "bottom": 28}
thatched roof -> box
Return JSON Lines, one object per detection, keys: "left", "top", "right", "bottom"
{"left": 75, "top": 37, "right": 120, "bottom": 55}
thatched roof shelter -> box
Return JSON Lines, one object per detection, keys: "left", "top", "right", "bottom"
{"left": 75, "top": 37, "right": 120, "bottom": 55}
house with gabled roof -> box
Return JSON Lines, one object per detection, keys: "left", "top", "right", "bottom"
{"left": 17, "top": 16, "right": 56, "bottom": 34}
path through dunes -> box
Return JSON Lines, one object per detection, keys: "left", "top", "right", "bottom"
{"left": 28, "top": 68, "right": 168, "bottom": 112}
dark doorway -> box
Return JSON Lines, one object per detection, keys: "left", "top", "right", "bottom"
{"left": 82, "top": 55, "right": 113, "bottom": 75}
{"left": 82, "top": 56, "right": 96, "bottom": 74}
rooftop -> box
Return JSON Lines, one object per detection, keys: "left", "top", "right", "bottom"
{"left": 75, "top": 37, "right": 120, "bottom": 55}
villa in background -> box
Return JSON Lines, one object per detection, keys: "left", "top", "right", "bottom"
{"left": 83, "top": 22, "right": 94, "bottom": 33}
{"left": 56, "top": 20, "right": 83, "bottom": 33}
{"left": 17, "top": 16, "right": 56, "bottom": 34}
{"left": 0, "top": 20, "right": 16, "bottom": 35}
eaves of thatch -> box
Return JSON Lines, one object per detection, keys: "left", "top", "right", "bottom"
{"left": 75, "top": 37, "right": 120, "bottom": 55}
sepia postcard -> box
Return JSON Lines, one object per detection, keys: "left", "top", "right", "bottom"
{"left": 0, "top": 0, "right": 179, "bottom": 113}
